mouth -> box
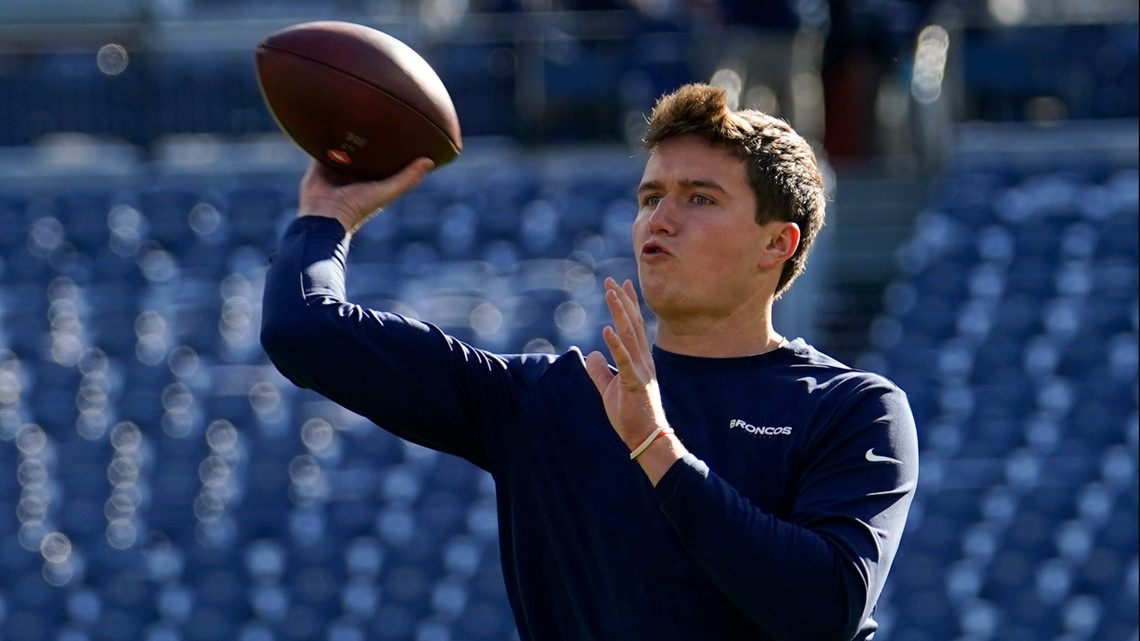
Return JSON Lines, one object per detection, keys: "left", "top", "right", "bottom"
{"left": 641, "top": 241, "right": 670, "bottom": 258}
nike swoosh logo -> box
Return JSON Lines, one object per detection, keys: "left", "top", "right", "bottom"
{"left": 865, "top": 448, "right": 903, "bottom": 465}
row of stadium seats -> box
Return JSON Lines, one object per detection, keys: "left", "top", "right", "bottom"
{"left": 2, "top": 17, "right": 1137, "bottom": 147}
{"left": 0, "top": 19, "right": 691, "bottom": 148}
{"left": 863, "top": 158, "right": 1138, "bottom": 641}
{"left": 2, "top": 139, "right": 1138, "bottom": 640}
{"left": 961, "top": 22, "right": 1139, "bottom": 122}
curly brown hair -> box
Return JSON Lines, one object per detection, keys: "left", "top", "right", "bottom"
{"left": 642, "top": 83, "right": 826, "bottom": 298}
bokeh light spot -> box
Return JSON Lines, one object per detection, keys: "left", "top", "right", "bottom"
{"left": 97, "top": 44, "right": 129, "bottom": 76}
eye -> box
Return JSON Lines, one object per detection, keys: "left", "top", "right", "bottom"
{"left": 692, "top": 194, "right": 713, "bottom": 205}
{"left": 641, "top": 195, "right": 662, "bottom": 207}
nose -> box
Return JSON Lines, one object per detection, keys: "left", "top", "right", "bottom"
{"left": 644, "top": 195, "right": 677, "bottom": 235}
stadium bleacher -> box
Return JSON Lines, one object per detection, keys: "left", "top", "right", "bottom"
{"left": 1, "top": 1, "right": 1138, "bottom": 640}
{"left": 865, "top": 155, "right": 1138, "bottom": 641}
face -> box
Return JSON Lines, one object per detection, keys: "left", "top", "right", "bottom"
{"left": 634, "top": 135, "right": 789, "bottom": 326}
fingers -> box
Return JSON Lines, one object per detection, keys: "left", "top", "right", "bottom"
{"left": 602, "top": 278, "right": 651, "bottom": 365}
{"left": 601, "top": 321, "right": 635, "bottom": 376}
{"left": 385, "top": 157, "right": 436, "bottom": 195}
{"left": 617, "top": 279, "right": 651, "bottom": 356}
{"left": 348, "top": 157, "right": 435, "bottom": 213}
{"left": 599, "top": 278, "right": 656, "bottom": 394}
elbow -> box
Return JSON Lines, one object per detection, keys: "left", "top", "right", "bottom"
{"left": 260, "top": 307, "right": 293, "bottom": 360}
{"left": 787, "top": 556, "right": 871, "bottom": 641}
{"left": 808, "top": 608, "right": 865, "bottom": 641}
{"left": 836, "top": 563, "right": 874, "bottom": 641}
{"left": 260, "top": 316, "right": 288, "bottom": 366}
{"left": 800, "top": 601, "right": 865, "bottom": 641}
{"left": 260, "top": 299, "right": 315, "bottom": 380}
{"left": 759, "top": 575, "right": 867, "bottom": 641}
{"left": 770, "top": 611, "right": 857, "bottom": 641}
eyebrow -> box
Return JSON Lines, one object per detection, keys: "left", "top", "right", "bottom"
{"left": 637, "top": 178, "right": 730, "bottom": 194}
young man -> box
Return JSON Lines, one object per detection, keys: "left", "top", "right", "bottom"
{"left": 261, "top": 83, "right": 918, "bottom": 640}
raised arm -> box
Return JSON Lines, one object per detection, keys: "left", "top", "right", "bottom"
{"left": 260, "top": 159, "right": 513, "bottom": 467}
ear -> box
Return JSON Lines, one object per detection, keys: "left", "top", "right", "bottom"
{"left": 758, "top": 222, "right": 801, "bottom": 269}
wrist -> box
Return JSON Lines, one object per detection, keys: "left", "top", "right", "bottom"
{"left": 629, "top": 426, "right": 674, "bottom": 460}
{"left": 633, "top": 432, "right": 687, "bottom": 487}
{"left": 297, "top": 193, "right": 366, "bottom": 232}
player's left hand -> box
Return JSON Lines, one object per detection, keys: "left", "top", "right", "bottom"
{"left": 585, "top": 278, "right": 671, "bottom": 454}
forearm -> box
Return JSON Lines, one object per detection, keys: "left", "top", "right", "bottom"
{"left": 654, "top": 460, "right": 865, "bottom": 640}
{"left": 260, "top": 217, "right": 360, "bottom": 388}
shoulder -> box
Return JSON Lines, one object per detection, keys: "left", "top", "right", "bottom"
{"left": 784, "top": 342, "right": 919, "bottom": 466}
{"left": 785, "top": 338, "right": 909, "bottom": 396}
{"left": 782, "top": 339, "right": 915, "bottom": 437}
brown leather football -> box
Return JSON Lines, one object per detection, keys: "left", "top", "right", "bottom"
{"left": 255, "top": 21, "right": 461, "bottom": 179}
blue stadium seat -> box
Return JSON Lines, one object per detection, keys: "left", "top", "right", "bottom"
{"left": 219, "top": 184, "right": 290, "bottom": 254}
{"left": 431, "top": 43, "right": 517, "bottom": 138}
{"left": 135, "top": 186, "right": 220, "bottom": 251}
{"left": 887, "top": 586, "right": 956, "bottom": 639}
{"left": 50, "top": 189, "right": 117, "bottom": 250}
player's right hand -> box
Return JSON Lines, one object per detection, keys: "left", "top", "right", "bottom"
{"left": 297, "top": 157, "right": 434, "bottom": 233}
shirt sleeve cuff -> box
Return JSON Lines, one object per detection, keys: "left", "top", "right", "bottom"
{"left": 289, "top": 214, "right": 348, "bottom": 238}
{"left": 653, "top": 452, "right": 709, "bottom": 505}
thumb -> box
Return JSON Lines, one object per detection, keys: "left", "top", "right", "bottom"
{"left": 584, "top": 351, "right": 614, "bottom": 397}
{"left": 351, "top": 157, "right": 435, "bottom": 210}
{"left": 388, "top": 156, "right": 436, "bottom": 191}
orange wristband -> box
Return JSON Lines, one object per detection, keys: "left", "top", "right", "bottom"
{"left": 629, "top": 427, "right": 674, "bottom": 460}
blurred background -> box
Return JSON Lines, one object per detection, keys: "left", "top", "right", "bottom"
{"left": 0, "top": 1, "right": 1137, "bottom": 640}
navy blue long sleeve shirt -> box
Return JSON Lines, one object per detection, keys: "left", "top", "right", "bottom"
{"left": 260, "top": 216, "right": 919, "bottom": 641}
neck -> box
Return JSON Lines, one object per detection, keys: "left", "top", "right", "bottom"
{"left": 653, "top": 306, "right": 784, "bottom": 358}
